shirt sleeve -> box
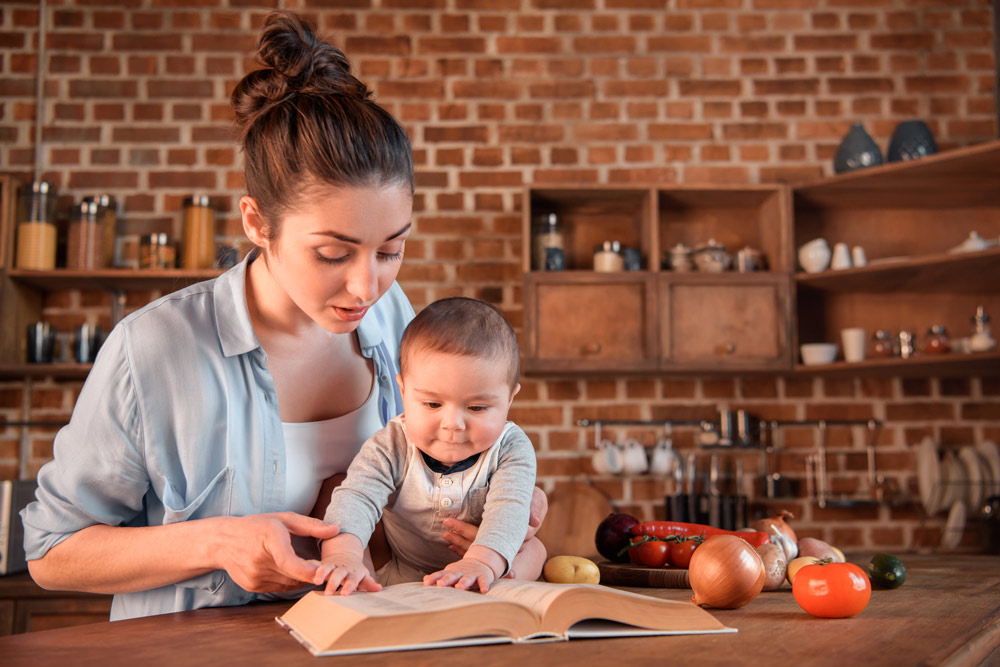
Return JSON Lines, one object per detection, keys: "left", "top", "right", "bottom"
{"left": 323, "top": 418, "right": 407, "bottom": 545}
{"left": 20, "top": 325, "right": 150, "bottom": 560}
{"left": 470, "top": 424, "right": 537, "bottom": 574}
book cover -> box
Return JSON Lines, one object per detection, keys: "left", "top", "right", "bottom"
{"left": 1, "top": 479, "right": 39, "bottom": 575}
{"left": 277, "top": 579, "right": 735, "bottom": 656}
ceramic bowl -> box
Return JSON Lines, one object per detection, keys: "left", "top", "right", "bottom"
{"left": 800, "top": 343, "right": 838, "bottom": 365}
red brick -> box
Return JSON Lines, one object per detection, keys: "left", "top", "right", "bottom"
{"left": 885, "top": 402, "right": 957, "bottom": 421}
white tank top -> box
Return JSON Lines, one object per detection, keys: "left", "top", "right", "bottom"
{"left": 280, "top": 382, "right": 384, "bottom": 515}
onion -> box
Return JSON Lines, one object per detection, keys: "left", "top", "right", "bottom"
{"left": 797, "top": 537, "right": 842, "bottom": 562}
{"left": 756, "top": 543, "right": 787, "bottom": 591}
{"left": 752, "top": 510, "right": 798, "bottom": 561}
{"left": 689, "top": 535, "right": 766, "bottom": 609}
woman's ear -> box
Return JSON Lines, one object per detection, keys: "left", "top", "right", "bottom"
{"left": 240, "top": 196, "right": 268, "bottom": 248}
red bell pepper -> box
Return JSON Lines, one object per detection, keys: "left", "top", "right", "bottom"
{"left": 630, "top": 521, "right": 770, "bottom": 548}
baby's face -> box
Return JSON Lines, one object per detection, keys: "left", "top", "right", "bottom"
{"left": 397, "top": 349, "right": 518, "bottom": 464}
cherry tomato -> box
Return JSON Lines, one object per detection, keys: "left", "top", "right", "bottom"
{"left": 668, "top": 537, "right": 700, "bottom": 568}
{"left": 628, "top": 538, "right": 670, "bottom": 567}
{"left": 792, "top": 561, "right": 872, "bottom": 618}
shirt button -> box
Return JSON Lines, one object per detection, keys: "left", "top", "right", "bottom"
{"left": 441, "top": 498, "right": 453, "bottom": 508}
{"left": 440, "top": 478, "right": 453, "bottom": 487}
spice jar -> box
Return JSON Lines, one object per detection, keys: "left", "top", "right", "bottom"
{"left": 83, "top": 194, "right": 118, "bottom": 268}
{"left": 923, "top": 325, "right": 950, "bottom": 354}
{"left": 593, "top": 240, "right": 624, "bottom": 272}
{"left": 182, "top": 195, "right": 216, "bottom": 269}
{"left": 970, "top": 305, "right": 997, "bottom": 352}
{"left": 15, "top": 181, "right": 58, "bottom": 269}
{"left": 140, "top": 233, "right": 176, "bottom": 269}
{"left": 870, "top": 330, "right": 894, "bottom": 358}
{"left": 897, "top": 330, "right": 916, "bottom": 359}
{"left": 532, "top": 213, "right": 564, "bottom": 271}
{"left": 66, "top": 200, "right": 105, "bottom": 270}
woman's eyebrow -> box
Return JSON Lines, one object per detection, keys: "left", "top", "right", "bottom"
{"left": 311, "top": 222, "right": 411, "bottom": 245}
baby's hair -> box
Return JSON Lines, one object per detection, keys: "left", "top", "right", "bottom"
{"left": 231, "top": 10, "right": 413, "bottom": 243}
{"left": 400, "top": 297, "right": 520, "bottom": 389}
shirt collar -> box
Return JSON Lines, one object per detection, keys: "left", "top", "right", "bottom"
{"left": 213, "top": 247, "right": 387, "bottom": 358}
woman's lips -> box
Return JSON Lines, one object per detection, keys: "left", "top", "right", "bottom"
{"left": 333, "top": 305, "right": 369, "bottom": 321}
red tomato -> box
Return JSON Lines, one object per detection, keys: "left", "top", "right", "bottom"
{"left": 792, "top": 561, "right": 872, "bottom": 618}
{"left": 628, "top": 539, "right": 670, "bottom": 567}
{"left": 668, "top": 538, "right": 699, "bottom": 568}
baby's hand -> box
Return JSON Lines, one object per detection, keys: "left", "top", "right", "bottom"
{"left": 313, "top": 553, "right": 382, "bottom": 596}
{"left": 424, "top": 557, "right": 496, "bottom": 593}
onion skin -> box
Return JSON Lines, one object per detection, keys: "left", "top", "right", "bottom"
{"left": 751, "top": 509, "right": 798, "bottom": 543}
{"left": 797, "top": 537, "right": 842, "bottom": 562}
{"left": 689, "top": 535, "right": 766, "bottom": 609}
{"left": 756, "top": 543, "right": 787, "bottom": 591}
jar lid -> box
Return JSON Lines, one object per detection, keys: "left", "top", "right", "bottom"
{"left": 873, "top": 329, "right": 891, "bottom": 340}
{"left": 72, "top": 200, "right": 101, "bottom": 217}
{"left": 143, "top": 232, "right": 171, "bottom": 244}
{"left": 183, "top": 195, "right": 213, "bottom": 208}
{"left": 22, "top": 180, "right": 54, "bottom": 195}
{"left": 595, "top": 240, "right": 621, "bottom": 253}
{"left": 973, "top": 305, "right": 990, "bottom": 324}
{"left": 927, "top": 324, "right": 947, "bottom": 335}
{"left": 83, "top": 193, "right": 116, "bottom": 208}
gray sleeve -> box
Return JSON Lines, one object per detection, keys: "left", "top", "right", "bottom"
{"left": 323, "top": 419, "right": 407, "bottom": 545}
{"left": 471, "top": 424, "right": 537, "bottom": 574}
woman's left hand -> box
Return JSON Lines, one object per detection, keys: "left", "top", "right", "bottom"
{"left": 442, "top": 486, "right": 548, "bottom": 556}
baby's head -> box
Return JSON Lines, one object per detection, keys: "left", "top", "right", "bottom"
{"left": 397, "top": 297, "right": 521, "bottom": 464}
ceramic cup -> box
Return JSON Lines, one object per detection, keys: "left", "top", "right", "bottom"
{"left": 649, "top": 439, "right": 678, "bottom": 476}
{"left": 797, "top": 238, "right": 831, "bottom": 273}
{"left": 831, "top": 242, "right": 853, "bottom": 270}
{"left": 841, "top": 327, "right": 867, "bottom": 363}
{"left": 591, "top": 440, "right": 624, "bottom": 475}
{"left": 622, "top": 439, "right": 649, "bottom": 475}
{"left": 26, "top": 322, "right": 55, "bottom": 363}
{"left": 851, "top": 245, "right": 868, "bottom": 267}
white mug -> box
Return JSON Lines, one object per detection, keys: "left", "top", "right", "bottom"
{"left": 649, "top": 439, "right": 678, "bottom": 476}
{"left": 831, "top": 242, "right": 852, "bottom": 270}
{"left": 621, "top": 439, "right": 649, "bottom": 475}
{"left": 841, "top": 327, "right": 867, "bottom": 362}
{"left": 591, "top": 440, "right": 624, "bottom": 475}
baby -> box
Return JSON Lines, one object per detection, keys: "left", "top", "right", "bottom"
{"left": 314, "top": 297, "right": 539, "bottom": 594}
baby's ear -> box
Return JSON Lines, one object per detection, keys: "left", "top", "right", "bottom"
{"left": 509, "top": 383, "right": 521, "bottom": 404}
{"left": 395, "top": 373, "right": 405, "bottom": 393}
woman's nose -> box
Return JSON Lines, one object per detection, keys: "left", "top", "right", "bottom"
{"left": 346, "top": 255, "right": 378, "bottom": 303}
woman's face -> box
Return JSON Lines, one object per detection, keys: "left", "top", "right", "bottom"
{"left": 242, "top": 184, "right": 412, "bottom": 334}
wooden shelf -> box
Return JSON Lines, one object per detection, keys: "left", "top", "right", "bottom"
{"left": 793, "top": 349, "right": 1000, "bottom": 377}
{"left": 0, "top": 363, "right": 92, "bottom": 380}
{"left": 7, "top": 268, "right": 221, "bottom": 292}
{"left": 795, "top": 246, "right": 1000, "bottom": 293}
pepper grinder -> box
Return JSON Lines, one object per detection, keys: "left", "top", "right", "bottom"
{"left": 970, "top": 305, "right": 997, "bottom": 352}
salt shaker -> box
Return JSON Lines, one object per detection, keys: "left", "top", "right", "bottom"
{"left": 897, "top": 330, "right": 916, "bottom": 359}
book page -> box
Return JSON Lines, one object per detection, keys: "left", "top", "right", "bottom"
{"left": 317, "top": 582, "right": 500, "bottom": 617}
{"left": 484, "top": 579, "right": 570, "bottom": 621}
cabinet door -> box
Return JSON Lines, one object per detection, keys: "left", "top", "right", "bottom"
{"left": 661, "top": 276, "right": 791, "bottom": 371}
{"left": 525, "top": 274, "right": 657, "bottom": 373}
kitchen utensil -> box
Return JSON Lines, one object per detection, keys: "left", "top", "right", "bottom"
{"left": 958, "top": 446, "right": 985, "bottom": 514}
{"left": 686, "top": 452, "right": 698, "bottom": 523}
{"left": 800, "top": 342, "right": 838, "bottom": 365}
{"left": 831, "top": 242, "right": 852, "bottom": 270}
{"left": 735, "top": 410, "right": 760, "bottom": 446}
{"left": 797, "top": 237, "right": 831, "bottom": 273}
{"left": 708, "top": 453, "right": 720, "bottom": 528}
{"left": 716, "top": 409, "right": 736, "bottom": 446}
{"left": 666, "top": 456, "right": 687, "bottom": 522}
{"left": 535, "top": 481, "right": 613, "bottom": 558}
{"left": 941, "top": 499, "right": 966, "bottom": 549}
{"left": 975, "top": 440, "right": 1000, "bottom": 496}
{"left": 916, "top": 436, "right": 942, "bottom": 515}
{"left": 841, "top": 327, "right": 867, "bottom": 363}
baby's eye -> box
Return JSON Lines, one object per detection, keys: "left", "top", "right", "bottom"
{"left": 468, "top": 405, "right": 488, "bottom": 412}
{"left": 423, "top": 402, "right": 441, "bottom": 409}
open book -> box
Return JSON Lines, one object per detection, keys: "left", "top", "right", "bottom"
{"left": 277, "top": 579, "right": 735, "bottom": 656}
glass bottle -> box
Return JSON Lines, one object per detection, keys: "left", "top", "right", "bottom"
{"left": 83, "top": 194, "right": 118, "bottom": 268}
{"left": 182, "top": 195, "right": 215, "bottom": 269}
{"left": 923, "top": 325, "right": 950, "bottom": 354}
{"left": 66, "top": 200, "right": 105, "bottom": 270}
{"left": 15, "top": 181, "right": 58, "bottom": 269}
{"left": 870, "top": 330, "right": 894, "bottom": 358}
{"left": 531, "top": 213, "right": 564, "bottom": 271}
{"left": 970, "top": 306, "right": 996, "bottom": 352}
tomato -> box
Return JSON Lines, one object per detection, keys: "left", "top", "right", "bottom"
{"left": 668, "top": 537, "right": 701, "bottom": 569}
{"left": 628, "top": 538, "right": 670, "bottom": 567}
{"left": 792, "top": 561, "right": 872, "bottom": 618}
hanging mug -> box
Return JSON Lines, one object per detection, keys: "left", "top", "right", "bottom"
{"left": 622, "top": 439, "right": 649, "bottom": 475}
{"left": 649, "top": 439, "right": 678, "bottom": 476}
{"left": 591, "top": 440, "right": 624, "bottom": 475}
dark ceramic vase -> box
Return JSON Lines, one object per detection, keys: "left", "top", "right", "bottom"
{"left": 887, "top": 120, "right": 937, "bottom": 162}
{"left": 833, "top": 123, "right": 883, "bottom": 173}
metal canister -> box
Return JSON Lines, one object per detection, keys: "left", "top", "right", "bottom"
{"left": 182, "top": 195, "right": 215, "bottom": 269}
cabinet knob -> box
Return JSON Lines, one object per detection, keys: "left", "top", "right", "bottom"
{"left": 715, "top": 342, "right": 736, "bottom": 356}
{"left": 583, "top": 342, "right": 603, "bottom": 355}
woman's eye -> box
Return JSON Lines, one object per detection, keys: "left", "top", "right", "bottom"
{"left": 315, "top": 252, "right": 348, "bottom": 265}
{"left": 378, "top": 249, "right": 404, "bottom": 262}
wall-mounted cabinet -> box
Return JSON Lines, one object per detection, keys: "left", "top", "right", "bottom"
{"left": 522, "top": 184, "right": 793, "bottom": 374}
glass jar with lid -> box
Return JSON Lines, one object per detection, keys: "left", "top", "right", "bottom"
{"left": 66, "top": 200, "right": 105, "bottom": 270}
{"left": 870, "top": 329, "right": 894, "bottom": 358}
{"left": 182, "top": 195, "right": 216, "bottom": 269}
{"left": 15, "top": 181, "right": 58, "bottom": 269}
{"left": 140, "top": 233, "right": 176, "bottom": 269}
{"left": 83, "top": 194, "right": 118, "bottom": 268}
{"left": 923, "top": 325, "right": 950, "bottom": 354}
{"left": 531, "top": 213, "right": 564, "bottom": 271}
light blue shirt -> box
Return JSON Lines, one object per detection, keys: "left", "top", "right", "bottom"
{"left": 21, "top": 249, "right": 414, "bottom": 621}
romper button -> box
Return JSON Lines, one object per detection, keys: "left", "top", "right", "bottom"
{"left": 441, "top": 498, "right": 453, "bottom": 508}
{"left": 441, "top": 478, "right": 453, "bottom": 487}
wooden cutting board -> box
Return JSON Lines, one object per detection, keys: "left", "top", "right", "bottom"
{"left": 535, "top": 481, "right": 613, "bottom": 558}
{"left": 598, "top": 561, "right": 692, "bottom": 588}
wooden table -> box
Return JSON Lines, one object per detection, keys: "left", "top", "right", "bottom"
{"left": 1, "top": 554, "right": 997, "bottom": 666}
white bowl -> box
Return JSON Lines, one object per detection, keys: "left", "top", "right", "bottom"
{"left": 800, "top": 343, "right": 838, "bottom": 365}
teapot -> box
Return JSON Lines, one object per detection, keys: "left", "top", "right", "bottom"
{"left": 693, "top": 239, "right": 731, "bottom": 272}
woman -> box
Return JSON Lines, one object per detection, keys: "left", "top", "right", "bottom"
{"left": 22, "top": 10, "right": 545, "bottom": 621}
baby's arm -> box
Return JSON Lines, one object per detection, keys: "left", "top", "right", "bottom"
{"left": 313, "top": 533, "right": 382, "bottom": 596}
{"left": 423, "top": 544, "right": 506, "bottom": 593}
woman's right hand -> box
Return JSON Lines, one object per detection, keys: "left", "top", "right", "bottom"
{"left": 213, "top": 512, "right": 341, "bottom": 592}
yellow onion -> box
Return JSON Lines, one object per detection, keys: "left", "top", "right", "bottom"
{"left": 689, "top": 535, "right": 766, "bottom": 609}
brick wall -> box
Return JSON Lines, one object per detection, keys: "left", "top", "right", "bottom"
{"left": 1, "top": 1, "right": 998, "bottom": 553}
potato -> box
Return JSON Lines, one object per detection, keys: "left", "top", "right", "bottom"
{"left": 543, "top": 556, "right": 600, "bottom": 584}
{"left": 756, "top": 543, "right": 787, "bottom": 591}
{"left": 786, "top": 556, "right": 823, "bottom": 585}
{"left": 797, "top": 537, "right": 842, "bottom": 562}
